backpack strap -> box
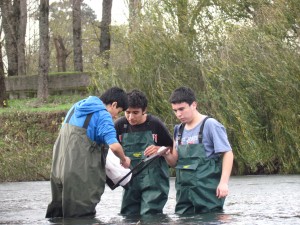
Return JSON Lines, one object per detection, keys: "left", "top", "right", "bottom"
{"left": 198, "top": 116, "right": 210, "bottom": 143}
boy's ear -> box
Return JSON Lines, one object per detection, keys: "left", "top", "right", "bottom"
{"left": 112, "top": 101, "right": 118, "bottom": 108}
{"left": 142, "top": 107, "right": 147, "bottom": 115}
{"left": 191, "top": 101, "right": 197, "bottom": 109}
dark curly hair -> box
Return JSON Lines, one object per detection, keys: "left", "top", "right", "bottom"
{"left": 127, "top": 89, "right": 148, "bottom": 111}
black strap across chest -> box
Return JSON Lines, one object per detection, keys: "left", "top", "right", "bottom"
{"left": 122, "top": 115, "right": 151, "bottom": 133}
{"left": 177, "top": 117, "right": 210, "bottom": 145}
{"left": 65, "top": 107, "right": 93, "bottom": 129}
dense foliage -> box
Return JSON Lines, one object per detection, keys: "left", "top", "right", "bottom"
{"left": 0, "top": 95, "right": 84, "bottom": 182}
{"left": 0, "top": 111, "right": 64, "bottom": 181}
{"left": 204, "top": 29, "right": 300, "bottom": 174}
{"left": 91, "top": 0, "right": 300, "bottom": 174}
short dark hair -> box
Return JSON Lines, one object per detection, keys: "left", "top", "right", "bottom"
{"left": 169, "top": 86, "right": 196, "bottom": 105}
{"left": 100, "top": 87, "right": 128, "bottom": 111}
{"left": 127, "top": 89, "right": 148, "bottom": 111}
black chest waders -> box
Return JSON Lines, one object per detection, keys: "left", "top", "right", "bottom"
{"left": 46, "top": 109, "right": 107, "bottom": 218}
{"left": 175, "top": 117, "right": 224, "bottom": 214}
{"left": 120, "top": 128, "right": 169, "bottom": 215}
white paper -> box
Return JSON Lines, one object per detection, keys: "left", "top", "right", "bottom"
{"left": 105, "top": 149, "right": 132, "bottom": 186}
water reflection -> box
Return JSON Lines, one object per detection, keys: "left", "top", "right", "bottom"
{"left": 48, "top": 213, "right": 233, "bottom": 225}
{"left": 49, "top": 217, "right": 105, "bottom": 225}
{"left": 0, "top": 175, "right": 299, "bottom": 225}
{"left": 124, "top": 214, "right": 173, "bottom": 225}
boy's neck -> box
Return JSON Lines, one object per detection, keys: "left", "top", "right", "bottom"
{"left": 185, "top": 112, "right": 205, "bottom": 130}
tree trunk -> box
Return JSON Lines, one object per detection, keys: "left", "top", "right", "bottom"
{"left": 72, "top": 0, "right": 83, "bottom": 72}
{"left": 0, "top": 0, "right": 18, "bottom": 76}
{"left": 100, "top": 0, "right": 112, "bottom": 68}
{"left": 0, "top": 40, "right": 8, "bottom": 108}
{"left": 53, "top": 35, "right": 70, "bottom": 72}
{"left": 37, "top": 0, "right": 49, "bottom": 101}
{"left": 17, "top": 0, "right": 27, "bottom": 76}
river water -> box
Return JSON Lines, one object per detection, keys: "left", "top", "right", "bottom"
{"left": 0, "top": 175, "right": 299, "bottom": 225}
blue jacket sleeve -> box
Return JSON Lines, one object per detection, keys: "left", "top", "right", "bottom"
{"left": 95, "top": 110, "right": 119, "bottom": 145}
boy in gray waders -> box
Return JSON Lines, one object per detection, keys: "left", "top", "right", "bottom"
{"left": 45, "top": 87, "right": 131, "bottom": 218}
{"left": 163, "top": 87, "right": 234, "bottom": 214}
{"left": 114, "top": 90, "right": 173, "bottom": 215}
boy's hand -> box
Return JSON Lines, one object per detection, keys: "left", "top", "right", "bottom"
{"left": 121, "top": 156, "right": 131, "bottom": 168}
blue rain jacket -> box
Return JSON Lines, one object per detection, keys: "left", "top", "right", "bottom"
{"left": 64, "top": 96, "right": 118, "bottom": 145}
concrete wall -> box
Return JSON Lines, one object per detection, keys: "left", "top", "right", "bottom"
{"left": 5, "top": 73, "right": 91, "bottom": 99}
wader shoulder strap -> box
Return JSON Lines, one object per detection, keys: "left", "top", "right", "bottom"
{"left": 81, "top": 112, "right": 106, "bottom": 167}
{"left": 122, "top": 115, "right": 151, "bottom": 134}
{"left": 177, "top": 116, "right": 211, "bottom": 145}
{"left": 65, "top": 107, "right": 75, "bottom": 123}
{"left": 145, "top": 114, "right": 151, "bottom": 127}
{"left": 65, "top": 107, "right": 93, "bottom": 129}
{"left": 177, "top": 123, "right": 185, "bottom": 145}
{"left": 83, "top": 113, "right": 93, "bottom": 129}
{"left": 123, "top": 121, "right": 129, "bottom": 132}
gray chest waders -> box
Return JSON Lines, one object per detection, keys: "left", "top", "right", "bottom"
{"left": 175, "top": 117, "right": 224, "bottom": 214}
{"left": 120, "top": 128, "right": 169, "bottom": 215}
{"left": 46, "top": 109, "right": 107, "bottom": 218}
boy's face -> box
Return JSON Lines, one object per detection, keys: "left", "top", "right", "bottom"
{"left": 171, "top": 101, "right": 196, "bottom": 124}
{"left": 125, "top": 107, "right": 146, "bottom": 126}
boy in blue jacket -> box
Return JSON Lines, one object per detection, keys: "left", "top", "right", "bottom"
{"left": 46, "top": 87, "right": 131, "bottom": 218}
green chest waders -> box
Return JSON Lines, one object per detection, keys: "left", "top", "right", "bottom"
{"left": 120, "top": 130, "right": 169, "bottom": 215}
{"left": 46, "top": 111, "right": 107, "bottom": 218}
{"left": 175, "top": 118, "right": 224, "bottom": 214}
